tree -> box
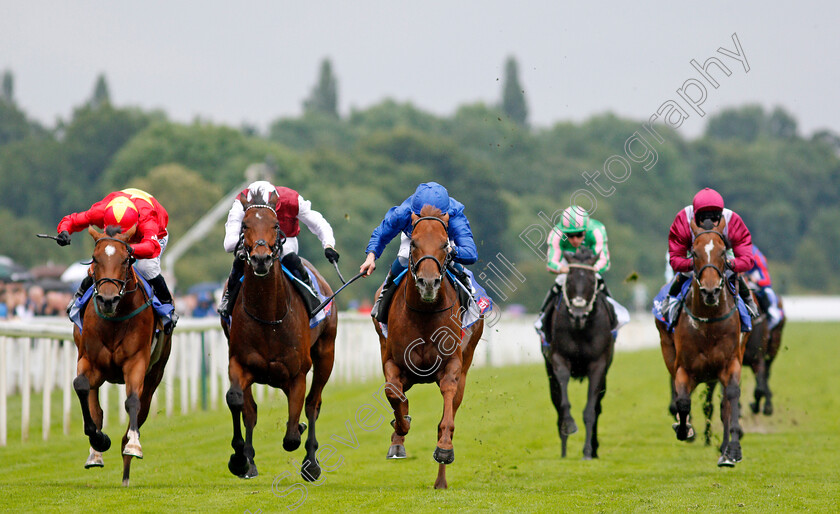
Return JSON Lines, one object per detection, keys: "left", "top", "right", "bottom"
{"left": 767, "top": 106, "right": 797, "bottom": 140}
{"left": 705, "top": 105, "right": 765, "bottom": 142}
{"left": 89, "top": 74, "right": 111, "bottom": 109}
{"left": 501, "top": 56, "right": 528, "bottom": 127}
{"left": 303, "top": 58, "right": 339, "bottom": 118}
{"left": 1, "top": 70, "right": 13, "bottom": 103}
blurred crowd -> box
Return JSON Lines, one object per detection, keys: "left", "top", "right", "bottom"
{"left": 0, "top": 281, "right": 73, "bottom": 320}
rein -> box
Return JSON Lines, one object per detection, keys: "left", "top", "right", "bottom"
{"left": 242, "top": 263, "right": 293, "bottom": 325}
{"left": 561, "top": 263, "right": 601, "bottom": 318}
{"left": 692, "top": 229, "right": 727, "bottom": 288}
{"left": 243, "top": 204, "right": 286, "bottom": 268}
{"left": 404, "top": 216, "right": 456, "bottom": 314}
{"left": 686, "top": 229, "right": 737, "bottom": 324}
{"left": 90, "top": 236, "right": 148, "bottom": 321}
{"left": 402, "top": 278, "right": 455, "bottom": 314}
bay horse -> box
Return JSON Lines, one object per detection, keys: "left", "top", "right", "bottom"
{"left": 743, "top": 295, "right": 785, "bottom": 416}
{"left": 72, "top": 225, "right": 172, "bottom": 486}
{"left": 543, "top": 247, "right": 615, "bottom": 459}
{"left": 373, "top": 205, "right": 484, "bottom": 489}
{"left": 222, "top": 191, "right": 337, "bottom": 482}
{"left": 658, "top": 216, "right": 749, "bottom": 467}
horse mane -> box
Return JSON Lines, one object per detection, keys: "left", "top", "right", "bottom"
{"left": 419, "top": 205, "right": 445, "bottom": 219}
{"left": 569, "top": 246, "right": 596, "bottom": 263}
{"left": 699, "top": 219, "right": 732, "bottom": 249}
{"left": 105, "top": 225, "right": 123, "bottom": 237}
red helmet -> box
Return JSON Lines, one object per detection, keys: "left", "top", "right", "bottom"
{"left": 103, "top": 196, "right": 139, "bottom": 232}
{"left": 692, "top": 188, "right": 724, "bottom": 214}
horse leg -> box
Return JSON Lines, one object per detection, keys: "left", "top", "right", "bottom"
{"left": 657, "top": 320, "right": 677, "bottom": 415}
{"left": 547, "top": 354, "right": 576, "bottom": 457}
{"left": 240, "top": 386, "right": 258, "bottom": 478}
{"left": 119, "top": 358, "right": 148, "bottom": 487}
{"left": 122, "top": 353, "right": 166, "bottom": 486}
{"left": 383, "top": 360, "right": 410, "bottom": 459}
{"left": 283, "top": 373, "right": 307, "bottom": 452}
{"left": 762, "top": 356, "right": 774, "bottom": 416}
{"left": 718, "top": 363, "right": 743, "bottom": 467}
{"left": 226, "top": 358, "right": 252, "bottom": 477}
{"left": 73, "top": 359, "right": 111, "bottom": 457}
{"left": 433, "top": 358, "right": 461, "bottom": 490}
{"left": 750, "top": 356, "right": 768, "bottom": 415}
{"left": 703, "top": 383, "right": 715, "bottom": 447}
{"left": 301, "top": 339, "right": 335, "bottom": 482}
{"left": 673, "top": 367, "right": 696, "bottom": 441}
{"left": 582, "top": 360, "right": 608, "bottom": 460}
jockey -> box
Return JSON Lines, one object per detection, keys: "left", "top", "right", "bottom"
{"left": 746, "top": 244, "right": 784, "bottom": 328}
{"left": 217, "top": 180, "right": 339, "bottom": 318}
{"left": 666, "top": 187, "right": 758, "bottom": 316}
{"left": 534, "top": 205, "right": 629, "bottom": 342}
{"left": 359, "top": 182, "right": 477, "bottom": 323}
{"left": 56, "top": 188, "right": 179, "bottom": 334}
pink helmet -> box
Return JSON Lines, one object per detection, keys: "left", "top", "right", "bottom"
{"left": 692, "top": 188, "right": 724, "bottom": 213}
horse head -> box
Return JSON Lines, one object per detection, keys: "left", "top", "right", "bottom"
{"left": 409, "top": 205, "right": 451, "bottom": 303}
{"left": 88, "top": 224, "right": 137, "bottom": 316}
{"left": 690, "top": 216, "right": 729, "bottom": 306}
{"left": 240, "top": 191, "right": 286, "bottom": 277}
{"left": 561, "top": 247, "right": 600, "bottom": 330}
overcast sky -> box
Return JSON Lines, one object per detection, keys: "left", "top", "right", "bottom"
{"left": 3, "top": 1, "right": 838, "bottom": 138}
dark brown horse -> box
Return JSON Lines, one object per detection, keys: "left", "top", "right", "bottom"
{"left": 72, "top": 225, "right": 172, "bottom": 486}
{"left": 658, "top": 216, "right": 749, "bottom": 467}
{"left": 543, "top": 247, "right": 615, "bottom": 459}
{"left": 373, "top": 205, "right": 484, "bottom": 489}
{"left": 743, "top": 295, "right": 785, "bottom": 416}
{"left": 222, "top": 191, "right": 337, "bottom": 482}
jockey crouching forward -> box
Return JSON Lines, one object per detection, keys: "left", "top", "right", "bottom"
{"left": 57, "top": 188, "right": 178, "bottom": 334}
{"left": 359, "top": 182, "right": 477, "bottom": 324}
{"left": 217, "top": 181, "right": 339, "bottom": 318}
{"left": 534, "top": 205, "right": 630, "bottom": 344}
{"left": 654, "top": 187, "right": 758, "bottom": 327}
{"left": 746, "top": 244, "right": 783, "bottom": 329}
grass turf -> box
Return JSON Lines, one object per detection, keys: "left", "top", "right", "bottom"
{"left": 0, "top": 322, "right": 838, "bottom": 512}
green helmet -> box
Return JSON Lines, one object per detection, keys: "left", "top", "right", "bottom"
{"left": 559, "top": 205, "right": 589, "bottom": 233}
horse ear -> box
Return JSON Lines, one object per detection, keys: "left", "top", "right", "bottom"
{"left": 268, "top": 190, "right": 279, "bottom": 207}
{"left": 88, "top": 225, "right": 103, "bottom": 240}
{"left": 411, "top": 212, "right": 419, "bottom": 224}
{"left": 440, "top": 213, "right": 450, "bottom": 225}
{"left": 563, "top": 250, "right": 576, "bottom": 263}
{"left": 716, "top": 215, "right": 727, "bottom": 231}
{"left": 588, "top": 251, "right": 601, "bottom": 266}
{"left": 689, "top": 217, "right": 700, "bottom": 235}
{"left": 121, "top": 225, "right": 137, "bottom": 241}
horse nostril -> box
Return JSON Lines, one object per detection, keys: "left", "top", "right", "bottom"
{"left": 433, "top": 278, "right": 441, "bottom": 288}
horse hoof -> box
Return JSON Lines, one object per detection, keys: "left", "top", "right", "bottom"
{"left": 763, "top": 403, "right": 773, "bottom": 416}
{"left": 228, "top": 453, "right": 250, "bottom": 477}
{"left": 302, "top": 463, "right": 321, "bottom": 482}
{"left": 433, "top": 447, "right": 454, "bottom": 465}
{"left": 672, "top": 422, "right": 695, "bottom": 442}
{"left": 239, "top": 462, "right": 258, "bottom": 479}
{"left": 283, "top": 436, "right": 302, "bottom": 452}
{"left": 717, "top": 455, "right": 736, "bottom": 467}
{"left": 122, "top": 478, "right": 130, "bottom": 487}
{"left": 560, "top": 419, "right": 578, "bottom": 436}
{"left": 386, "top": 444, "right": 407, "bottom": 459}
{"left": 749, "top": 401, "right": 760, "bottom": 414}
{"left": 90, "top": 432, "right": 111, "bottom": 453}
{"left": 84, "top": 448, "right": 104, "bottom": 469}
{"left": 122, "top": 442, "right": 143, "bottom": 459}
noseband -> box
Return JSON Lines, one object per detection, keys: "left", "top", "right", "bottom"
{"left": 243, "top": 204, "right": 286, "bottom": 266}
{"left": 561, "top": 263, "right": 600, "bottom": 319}
{"left": 408, "top": 216, "right": 453, "bottom": 282}
{"left": 692, "top": 229, "right": 727, "bottom": 288}
{"left": 92, "top": 236, "right": 136, "bottom": 298}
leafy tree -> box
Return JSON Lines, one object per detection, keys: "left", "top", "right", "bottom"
{"left": 767, "top": 106, "right": 797, "bottom": 140}
{"left": 89, "top": 74, "right": 111, "bottom": 109}
{"left": 705, "top": 105, "right": 765, "bottom": 142}
{"left": 2, "top": 70, "right": 13, "bottom": 103}
{"left": 501, "top": 56, "right": 528, "bottom": 127}
{"left": 303, "top": 58, "right": 339, "bottom": 118}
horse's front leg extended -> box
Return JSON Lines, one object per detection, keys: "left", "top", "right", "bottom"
{"left": 718, "top": 362, "right": 743, "bottom": 467}
{"left": 434, "top": 358, "right": 461, "bottom": 465}
{"left": 582, "top": 359, "right": 608, "bottom": 460}
{"left": 673, "top": 367, "right": 695, "bottom": 441}
{"left": 382, "top": 361, "right": 410, "bottom": 459}
{"left": 550, "top": 353, "right": 576, "bottom": 457}
{"left": 120, "top": 358, "right": 147, "bottom": 487}
{"left": 283, "top": 373, "right": 307, "bottom": 452}
{"left": 226, "top": 357, "right": 251, "bottom": 477}
{"left": 73, "top": 358, "right": 111, "bottom": 454}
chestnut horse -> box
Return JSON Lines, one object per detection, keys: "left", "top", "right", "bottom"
{"left": 373, "top": 205, "right": 484, "bottom": 489}
{"left": 743, "top": 295, "right": 785, "bottom": 416}
{"left": 222, "top": 192, "right": 337, "bottom": 482}
{"left": 658, "top": 217, "right": 749, "bottom": 467}
{"left": 72, "top": 225, "right": 172, "bottom": 486}
{"left": 543, "top": 247, "right": 615, "bottom": 459}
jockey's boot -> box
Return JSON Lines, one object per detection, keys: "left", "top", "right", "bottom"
{"left": 668, "top": 273, "right": 689, "bottom": 297}
{"left": 449, "top": 262, "right": 471, "bottom": 291}
{"left": 148, "top": 274, "right": 179, "bottom": 334}
{"left": 737, "top": 275, "right": 760, "bottom": 318}
{"left": 534, "top": 284, "right": 560, "bottom": 342}
{"left": 67, "top": 274, "right": 94, "bottom": 316}
{"left": 282, "top": 253, "right": 315, "bottom": 291}
{"left": 371, "top": 271, "right": 397, "bottom": 324}
{"left": 218, "top": 258, "right": 245, "bottom": 318}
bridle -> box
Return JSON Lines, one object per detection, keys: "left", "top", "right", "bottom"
{"left": 91, "top": 237, "right": 138, "bottom": 299}
{"left": 242, "top": 204, "right": 286, "bottom": 268}
{"left": 405, "top": 216, "right": 455, "bottom": 314}
{"left": 561, "top": 263, "right": 601, "bottom": 320}
{"left": 685, "top": 229, "right": 737, "bottom": 323}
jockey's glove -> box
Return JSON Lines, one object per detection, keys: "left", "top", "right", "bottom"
{"left": 56, "top": 230, "right": 71, "bottom": 246}
{"left": 325, "top": 247, "right": 340, "bottom": 264}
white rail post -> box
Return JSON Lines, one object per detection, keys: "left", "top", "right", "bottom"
{"left": 209, "top": 331, "right": 219, "bottom": 410}
{"left": 100, "top": 381, "right": 109, "bottom": 430}
{"left": 63, "top": 340, "right": 73, "bottom": 436}
{"left": 21, "top": 338, "right": 31, "bottom": 442}
{"left": 42, "top": 339, "right": 55, "bottom": 440}
{"left": 118, "top": 384, "right": 127, "bottom": 425}
{"left": 165, "top": 336, "right": 176, "bottom": 417}
{"left": 180, "top": 334, "right": 188, "bottom": 415}
{"left": 0, "top": 337, "right": 7, "bottom": 446}
{"left": 190, "top": 333, "right": 199, "bottom": 412}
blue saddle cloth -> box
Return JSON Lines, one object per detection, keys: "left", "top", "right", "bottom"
{"left": 221, "top": 265, "right": 332, "bottom": 329}
{"left": 652, "top": 277, "right": 751, "bottom": 333}
{"left": 70, "top": 272, "right": 174, "bottom": 334}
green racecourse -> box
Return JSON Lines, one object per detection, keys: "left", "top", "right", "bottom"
{"left": 1, "top": 322, "right": 838, "bottom": 512}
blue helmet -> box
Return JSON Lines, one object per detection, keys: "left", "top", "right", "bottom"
{"left": 410, "top": 182, "right": 450, "bottom": 213}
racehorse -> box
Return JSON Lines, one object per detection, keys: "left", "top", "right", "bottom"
{"left": 222, "top": 191, "right": 337, "bottom": 482}
{"left": 373, "top": 205, "right": 484, "bottom": 489}
{"left": 743, "top": 296, "right": 785, "bottom": 416}
{"left": 72, "top": 225, "right": 172, "bottom": 486}
{"left": 543, "top": 247, "right": 615, "bottom": 459}
{"left": 658, "top": 216, "right": 749, "bottom": 467}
